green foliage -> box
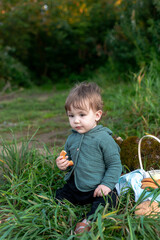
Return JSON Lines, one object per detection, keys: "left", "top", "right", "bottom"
{"left": 128, "top": 62, "right": 160, "bottom": 135}
{"left": 0, "top": 60, "right": 159, "bottom": 145}
{"left": 106, "top": 0, "right": 160, "bottom": 72}
{"left": 0, "top": 47, "right": 31, "bottom": 88}
{"left": 0, "top": 64, "right": 160, "bottom": 238}
{"left": 0, "top": 138, "right": 160, "bottom": 239}
{"left": 99, "top": 60, "right": 160, "bottom": 139}
{"left": 0, "top": 130, "right": 39, "bottom": 178}
{"left": 0, "top": 0, "right": 160, "bottom": 85}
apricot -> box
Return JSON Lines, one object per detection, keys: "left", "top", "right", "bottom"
{"left": 60, "top": 150, "right": 74, "bottom": 166}
{"left": 68, "top": 160, "right": 74, "bottom": 166}
{"left": 60, "top": 150, "right": 67, "bottom": 158}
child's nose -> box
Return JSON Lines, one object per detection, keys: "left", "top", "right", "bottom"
{"left": 74, "top": 117, "right": 80, "bottom": 123}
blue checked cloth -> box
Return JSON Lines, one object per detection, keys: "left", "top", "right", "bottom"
{"left": 115, "top": 169, "right": 160, "bottom": 202}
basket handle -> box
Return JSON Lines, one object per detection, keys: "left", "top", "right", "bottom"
{"left": 138, "top": 135, "right": 160, "bottom": 170}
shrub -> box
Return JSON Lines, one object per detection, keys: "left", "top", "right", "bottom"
{"left": 0, "top": 0, "right": 160, "bottom": 85}
{"left": 106, "top": 0, "right": 160, "bottom": 72}
{"left": 0, "top": 47, "right": 31, "bottom": 88}
{"left": 0, "top": 0, "right": 117, "bottom": 83}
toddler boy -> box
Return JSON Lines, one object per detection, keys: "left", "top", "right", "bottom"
{"left": 56, "top": 82, "right": 122, "bottom": 234}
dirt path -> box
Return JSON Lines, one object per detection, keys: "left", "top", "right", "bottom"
{"left": 0, "top": 89, "right": 68, "bottom": 149}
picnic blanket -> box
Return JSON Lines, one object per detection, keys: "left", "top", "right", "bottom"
{"left": 115, "top": 169, "right": 160, "bottom": 202}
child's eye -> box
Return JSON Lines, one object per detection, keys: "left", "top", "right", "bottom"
{"left": 68, "top": 114, "right": 74, "bottom": 118}
{"left": 80, "top": 113, "right": 86, "bottom": 117}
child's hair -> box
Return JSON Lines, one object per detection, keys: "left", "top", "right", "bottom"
{"left": 65, "top": 82, "right": 103, "bottom": 112}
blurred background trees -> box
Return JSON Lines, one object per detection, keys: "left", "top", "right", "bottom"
{"left": 0, "top": 0, "right": 160, "bottom": 87}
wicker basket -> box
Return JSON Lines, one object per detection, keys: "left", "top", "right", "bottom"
{"left": 138, "top": 135, "right": 160, "bottom": 179}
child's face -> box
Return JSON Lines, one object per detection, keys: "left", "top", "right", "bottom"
{"left": 67, "top": 102, "right": 102, "bottom": 134}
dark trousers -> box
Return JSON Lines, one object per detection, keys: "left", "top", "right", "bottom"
{"left": 55, "top": 174, "right": 118, "bottom": 219}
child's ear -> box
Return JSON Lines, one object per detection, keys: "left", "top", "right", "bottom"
{"left": 95, "top": 110, "right": 102, "bottom": 121}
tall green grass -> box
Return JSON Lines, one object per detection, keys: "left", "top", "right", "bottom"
{"left": 0, "top": 62, "right": 160, "bottom": 239}
{"left": 98, "top": 62, "right": 160, "bottom": 138}
{"left": 0, "top": 134, "right": 160, "bottom": 239}
{"left": 129, "top": 64, "right": 160, "bottom": 136}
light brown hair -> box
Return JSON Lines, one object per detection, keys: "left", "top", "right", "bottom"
{"left": 65, "top": 82, "right": 103, "bottom": 112}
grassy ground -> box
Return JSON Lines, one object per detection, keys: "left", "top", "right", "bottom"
{"left": 0, "top": 86, "right": 70, "bottom": 148}
{"left": 0, "top": 68, "right": 159, "bottom": 148}
{"left": 0, "top": 67, "right": 160, "bottom": 239}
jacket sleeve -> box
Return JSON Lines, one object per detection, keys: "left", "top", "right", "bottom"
{"left": 100, "top": 136, "right": 122, "bottom": 190}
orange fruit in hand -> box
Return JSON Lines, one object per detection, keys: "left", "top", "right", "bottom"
{"left": 60, "top": 150, "right": 67, "bottom": 158}
{"left": 60, "top": 150, "right": 74, "bottom": 166}
{"left": 68, "top": 160, "right": 74, "bottom": 166}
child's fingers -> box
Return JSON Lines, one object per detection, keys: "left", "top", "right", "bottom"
{"left": 59, "top": 162, "right": 69, "bottom": 170}
{"left": 57, "top": 158, "right": 69, "bottom": 170}
{"left": 56, "top": 156, "right": 67, "bottom": 164}
{"left": 93, "top": 185, "right": 103, "bottom": 197}
{"left": 59, "top": 159, "right": 68, "bottom": 166}
{"left": 93, "top": 188, "right": 99, "bottom": 197}
{"left": 93, "top": 185, "right": 111, "bottom": 197}
{"left": 94, "top": 189, "right": 104, "bottom": 197}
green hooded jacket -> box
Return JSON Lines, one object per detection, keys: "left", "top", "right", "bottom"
{"left": 64, "top": 125, "right": 122, "bottom": 192}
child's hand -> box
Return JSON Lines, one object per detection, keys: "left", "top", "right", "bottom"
{"left": 93, "top": 184, "right": 111, "bottom": 197}
{"left": 56, "top": 155, "right": 70, "bottom": 171}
